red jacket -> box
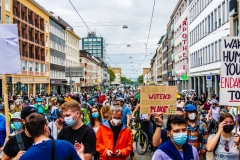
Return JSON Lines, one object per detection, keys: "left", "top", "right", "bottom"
{"left": 96, "top": 121, "right": 133, "bottom": 160}
{"left": 99, "top": 95, "right": 106, "bottom": 104}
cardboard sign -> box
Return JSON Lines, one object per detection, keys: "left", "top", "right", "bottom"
{"left": 220, "top": 37, "right": 240, "bottom": 106}
{"left": 140, "top": 86, "right": 177, "bottom": 114}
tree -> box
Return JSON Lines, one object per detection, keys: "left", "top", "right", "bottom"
{"left": 121, "top": 76, "right": 132, "bottom": 84}
{"left": 137, "top": 75, "right": 143, "bottom": 84}
{"left": 108, "top": 69, "right": 116, "bottom": 82}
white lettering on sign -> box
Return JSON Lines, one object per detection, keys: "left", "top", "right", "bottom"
{"left": 182, "top": 20, "right": 188, "bottom": 59}
{"left": 220, "top": 37, "right": 240, "bottom": 106}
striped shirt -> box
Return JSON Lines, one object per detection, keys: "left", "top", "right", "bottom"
{"left": 186, "top": 122, "right": 209, "bottom": 151}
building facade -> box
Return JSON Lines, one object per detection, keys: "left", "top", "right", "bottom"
{"left": 171, "top": 0, "right": 189, "bottom": 91}
{"left": 82, "top": 32, "right": 106, "bottom": 62}
{"left": 188, "top": 0, "right": 230, "bottom": 96}
{"left": 229, "top": 0, "right": 239, "bottom": 37}
{"left": 49, "top": 15, "right": 67, "bottom": 94}
{"left": 1, "top": 0, "right": 50, "bottom": 96}
{"left": 162, "top": 36, "right": 169, "bottom": 86}
{"left": 65, "top": 27, "right": 81, "bottom": 92}
{"left": 110, "top": 68, "right": 121, "bottom": 85}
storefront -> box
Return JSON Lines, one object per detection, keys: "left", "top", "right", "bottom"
{"left": 50, "top": 79, "right": 68, "bottom": 94}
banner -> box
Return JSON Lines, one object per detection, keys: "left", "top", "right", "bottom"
{"left": 220, "top": 37, "right": 240, "bottom": 106}
{"left": 140, "top": 86, "right": 177, "bottom": 114}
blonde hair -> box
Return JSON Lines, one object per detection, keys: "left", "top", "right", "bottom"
{"left": 60, "top": 100, "right": 80, "bottom": 111}
{"left": 101, "top": 105, "right": 111, "bottom": 119}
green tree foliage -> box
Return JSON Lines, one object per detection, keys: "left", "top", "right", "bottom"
{"left": 108, "top": 69, "right": 116, "bottom": 82}
{"left": 137, "top": 75, "right": 143, "bottom": 84}
{"left": 120, "top": 77, "right": 132, "bottom": 84}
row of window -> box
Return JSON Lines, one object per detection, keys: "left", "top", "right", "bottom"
{"left": 173, "top": 0, "right": 187, "bottom": 24}
{"left": 50, "top": 71, "right": 65, "bottom": 79}
{"left": 66, "top": 32, "right": 79, "bottom": 49}
{"left": 175, "top": 59, "right": 188, "bottom": 70}
{"left": 189, "top": 0, "right": 213, "bottom": 23}
{"left": 50, "top": 25, "right": 65, "bottom": 40}
{"left": 50, "top": 40, "right": 65, "bottom": 53}
{"left": 190, "top": 0, "right": 229, "bottom": 46}
{"left": 84, "top": 38, "right": 102, "bottom": 42}
{"left": 66, "top": 46, "right": 79, "bottom": 58}
{"left": 86, "top": 49, "right": 102, "bottom": 54}
{"left": 22, "top": 60, "right": 44, "bottom": 72}
{"left": 190, "top": 39, "right": 222, "bottom": 68}
{"left": 83, "top": 45, "right": 102, "bottom": 49}
{"left": 83, "top": 41, "right": 102, "bottom": 45}
{"left": 66, "top": 60, "right": 79, "bottom": 67}
{"left": 50, "top": 56, "right": 65, "bottom": 66}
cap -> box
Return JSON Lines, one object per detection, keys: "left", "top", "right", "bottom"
{"left": 94, "top": 95, "right": 99, "bottom": 99}
{"left": 117, "top": 98, "right": 125, "bottom": 102}
{"left": 21, "top": 107, "right": 37, "bottom": 119}
{"left": 12, "top": 112, "right": 21, "bottom": 120}
{"left": 184, "top": 104, "right": 197, "bottom": 112}
{"left": 35, "top": 98, "right": 42, "bottom": 102}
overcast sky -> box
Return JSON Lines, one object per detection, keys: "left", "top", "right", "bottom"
{"left": 36, "top": 0, "right": 178, "bottom": 80}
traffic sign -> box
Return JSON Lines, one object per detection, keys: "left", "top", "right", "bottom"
{"left": 206, "top": 75, "right": 212, "bottom": 81}
{"left": 177, "top": 77, "right": 180, "bottom": 81}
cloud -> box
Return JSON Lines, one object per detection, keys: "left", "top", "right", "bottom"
{"left": 36, "top": 0, "right": 178, "bottom": 79}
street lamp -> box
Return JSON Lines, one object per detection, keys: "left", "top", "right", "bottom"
{"left": 123, "top": 25, "right": 128, "bottom": 29}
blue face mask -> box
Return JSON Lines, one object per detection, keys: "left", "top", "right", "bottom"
{"left": 64, "top": 113, "right": 78, "bottom": 126}
{"left": 82, "top": 102, "right": 87, "bottom": 104}
{"left": 172, "top": 132, "right": 187, "bottom": 146}
{"left": 13, "top": 122, "right": 22, "bottom": 131}
{"left": 91, "top": 112, "right": 99, "bottom": 119}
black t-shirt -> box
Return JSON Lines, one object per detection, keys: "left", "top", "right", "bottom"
{"left": 109, "top": 120, "right": 123, "bottom": 147}
{"left": 57, "top": 124, "right": 96, "bottom": 155}
{"left": 3, "top": 131, "right": 33, "bottom": 158}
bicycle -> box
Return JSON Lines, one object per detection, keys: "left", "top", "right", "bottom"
{"left": 130, "top": 118, "right": 149, "bottom": 155}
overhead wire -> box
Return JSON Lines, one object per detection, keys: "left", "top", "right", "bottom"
{"left": 68, "top": 0, "right": 92, "bottom": 32}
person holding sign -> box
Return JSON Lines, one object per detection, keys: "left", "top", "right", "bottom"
{"left": 152, "top": 115, "right": 199, "bottom": 160}
{"left": 206, "top": 113, "right": 240, "bottom": 159}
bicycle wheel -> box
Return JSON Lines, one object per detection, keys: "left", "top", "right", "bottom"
{"left": 135, "top": 131, "right": 149, "bottom": 155}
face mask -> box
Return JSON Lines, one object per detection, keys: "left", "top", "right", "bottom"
{"left": 112, "top": 119, "right": 121, "bottom": 125}
{"left": 82, "top": 102, "right": 87, "bottom": 104}
{"left": 38, "top": 102, "right": 41, "bottom": 105}
{"left": 64, "top": 113, "right": 78, "bottom": 126}
{"left": 188, "top": 113, "right": 196, "bottom": 120}
{"left": 91, "top": 112, "right": 99, "bottom": 119}
{"left": 172, "top": 132, "right": 187, "bottom": 146}
{"left": 13, "top": 122, "right": 22, "bottom": 131}
{"left": 223, "top": 124, "right": 234, "bottom": 133}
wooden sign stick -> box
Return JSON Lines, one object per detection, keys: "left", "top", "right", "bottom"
{"left": 2, "top": 74, "right": 10, "bottom": 137}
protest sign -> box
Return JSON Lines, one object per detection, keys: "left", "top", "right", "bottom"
{"left": 140, "top": 86, "right": 177, "bottom": 114}
{"left": 220, "top": 37, "right": 240, "bottom": 106}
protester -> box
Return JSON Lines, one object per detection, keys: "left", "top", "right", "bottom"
{"left": 96, "top": 105, "right": 133, "bottom": 160}
{"left": 11, "top": 112, "right": 23, "bottom": 135}
{"left": 101, "top": 105, "right": 111, "bottom": 121}
{"left": 117, "top": 98, "right": 131, "bottom": 127}
{"left": 11, "top": 99, "right": 22, "bottom": 113}
{"left": 58, "top": 100, "right": 96, "bottom": 160}
{"left": 19, "top": 113, "right": 85, "bottom": 160}
{"left": 48, "top": 112, "right": 64, "bottom": 139}
{"left": 206, "top": 113, "right": 240, "bottom": 159}
{"left": 2, "top": 107, "right": 38, "bottom": 160}
{"left": 152, "top": 115, "right": 199, "bottom": 160}
{"left": 206, "top": 99, "right": 220, "bottom": 134}
{"left": 87, "top": 106, "right": 104, "bottom": 133}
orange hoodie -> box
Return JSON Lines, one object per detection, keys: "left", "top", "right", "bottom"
{"left": 96, "top": 121, "right": 133, "bottom": 160}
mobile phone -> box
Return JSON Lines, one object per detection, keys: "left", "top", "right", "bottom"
{"left": 111, "top": 153, "right": 117, "bottom": 156}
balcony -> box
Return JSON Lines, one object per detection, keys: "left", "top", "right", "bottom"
{"left": 35, "top": 39, "right": 39, "bottom": 44}
{"left": 21, "top": 50, "right": 28, "bottom": 57}
{"left": 28, "top": 18, "right": 34, "bottom": 25}
{"left": 28, "top": 35, "right": 34, "bottom": 42}
{"left": 39, "top": 40, "right": 44, "bottom": 46}
{"left": 41, "top": 56, "right": 45, "bottom": 62}
{"left": 22, "top": 32, "right": 27, "bottom": 39}
{"left": 36, "top": 55, "right": 41, "bottom": 60}
{"left": 35, "top": 22, "right": 39, "bottom": 28}
{"left": 29, "top": 53, "right": 34, "bottom": 59}
{"left": 21, "top": 13, "right": 27, "bottom": 22}
{"left": 13, "top": 8, "right": 20, "bottom": 18}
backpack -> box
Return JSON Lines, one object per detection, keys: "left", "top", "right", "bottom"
{"left": 16, "top": 133, "right": 25, "bottom": 151}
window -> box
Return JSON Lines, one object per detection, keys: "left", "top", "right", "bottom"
{"left": 219, "top": 39, "right": 222, "bottom": 60}
{"left": 214, "top": 9, "right": 217, "bottom": 29}
{"left": 211, "top": 43, "right": 214, "bottom": 62}
{"left": 35, "top": 63, "right": 39, "bottom": 72}
{"left": 0, "top": 0, "right": 2, "bottom": 21}
{"left": 215, "top": 41, "right": 218, "bottom": 61}
{"left": 233, "top": 19, "right": 239, "bottom": 36}
{"left": 46, "top": 36, "right": 48, "bottom": 47}
{"left": 6, "top": 15, "right": 10, "bottom": 24}
{"left": 29, "top": 62, "right": 33, "bottom": 71}
{"left": 203, "top": 47, "right": 205, "bottom": 64}
{"left": 226, "top": 0, "right": 229, "bottom": 21}
{"left": 208, "top": 15, "right": 210, "bottom": 33}
{"left": 211, "top": 12, "right": 213, "bottom": 32}
{"left": 22, "top": 60, "right": 27, "bottom": 71}
{"left": 41, "top": 64, "right": 44, "bottom": 72}
{"left": 222, "top": 2, "right": 225, "bottom": 24}
{"left": 5, "top": 0, "right": 10, "bottom": 12}
{"left": 218, "top": 5, "right": 221, "bottom": 27}
{"left": 46, "top": 21, "right": 48, "bottom": 33}
{"left": 205, "top": 18, "right": 207, "bottom": 35}
{"left": 208, "top": 45, "right": 210, "bottom": 63}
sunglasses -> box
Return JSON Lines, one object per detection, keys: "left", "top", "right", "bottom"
{"left": 224, "top": 140, "right": 229, "bottom": 152}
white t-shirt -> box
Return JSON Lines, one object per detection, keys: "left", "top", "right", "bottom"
{"left": 48, "top": 121, "right": 58, "bottom": 139}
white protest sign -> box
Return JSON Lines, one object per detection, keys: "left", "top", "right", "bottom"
{"left": 220, "top": 37, "right": 240, "bottom": 106}
{"left": 0, "top": 24, "right": 21, "bottom": 74}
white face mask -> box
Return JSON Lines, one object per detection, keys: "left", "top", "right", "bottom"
{"left": 38, "top": 102, "right": 42, "bottom": 105}
{"left": 188, "top": 113, "right": 196, "bottom": 120}
{"left": 112, "top": 119, "right": 121, "bottom": 125}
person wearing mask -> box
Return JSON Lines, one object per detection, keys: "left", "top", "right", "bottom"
{"left": 96, "top": 105, "right": 133, "bottom": 160}
{"left": 101, "top": 105, "right": 111, "bottom": 121}
{"left": 93, "top": 96, "right": 103, "bottom": 109}
{"left": 11, "top": 112, "right": 23, "bottom": 135}
{"left": 19, "top": 113, "right": 85, "bottom": 160}
{"left": 87, "top": 106, "right": 104, "bottom": 133}
{"left": 198, "top": 93, "right": 206, "bottom": 106}
{"left": 58, "top": 100, "right": 96, "bottom": 160}
{"left": 152, "top": 115, "right": 199, "bottom": 160}
{"left": 48, "top": 112, "right": 64, "bottom": 139}
{"left": 184, "top": 104, "right": 208, "bottom": 160}
{"left": 199, "top": 99, "right": 211, "bottom": 113}
{"left": 102, "top": 96, "right": 111, "bottom": 106}
{"left": 206, "top": 100, "right": 220, "bottom": 134}
{"left": 81, "top": 98, "right": 91, "bottom": 110}
{"left": 117, "top": 98, "right": 131, "bottom": 127}
{"left": 206, "top": 113, "right": 240, "bottom": 159}
{"left": 2, "top": 107, "right": 38, "bottom": 160}
{"left": 87, "top": 95, "right": 94, "bottom": 106}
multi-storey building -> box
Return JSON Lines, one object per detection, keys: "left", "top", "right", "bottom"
{"left": 162, "top": 36, "right": 168, "bottom": 86}
{"left": 110, "top": 68, "right": 121, "bottom": 85}
{"left": 82, "top": 32, "right": 106, "bottom": 62}
{"left": 65, "top": 26, "right": 81, "bottom": 92}
{"left": 188, "top": 0, "right": 230, "bottom": 96}
{"left": 1, "top": 0, "right": 50, "bottom": 96}
{"left": 156, "top": 36, "right": 164, "bottom": 84}
{"left": 49, "top": 15, "right": 67, "bottom": 94}
{"left": 150, "top": 53, "right": 157, "bottom": 84}
{"left": 229, "top": 0, "right": 238, "bottom": 36}
{"left": 171, "top": 0, "right": 189, "bottom": 91}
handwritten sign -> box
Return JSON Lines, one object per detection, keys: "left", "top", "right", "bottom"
{"left": 220, "top": 37, "right": 240, "bottom": 106}
{"left": 140, "top": 86, "right": 177, "bottom": 114}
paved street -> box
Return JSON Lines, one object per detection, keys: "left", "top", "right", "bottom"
{"left": 127, "top": 142, "right": 152, "bottom": 160}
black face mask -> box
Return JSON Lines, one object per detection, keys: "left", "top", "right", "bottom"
{"left": 223, "top": 124, "right": 234, "bottom": 133}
